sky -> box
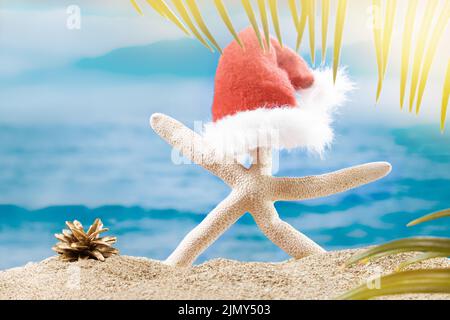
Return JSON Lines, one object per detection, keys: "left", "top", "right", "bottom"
{"left": 0, "top": 0, "right": 448, "bottom": 127}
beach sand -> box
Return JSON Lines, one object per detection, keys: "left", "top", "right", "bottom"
{"left": 1, "top": 248, "right": 449, "bottom": 300}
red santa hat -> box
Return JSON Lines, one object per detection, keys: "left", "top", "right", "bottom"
{"left": 202, "top": 27, "right": 353, "bottom": 157}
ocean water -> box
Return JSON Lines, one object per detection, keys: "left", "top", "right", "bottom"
{"left": 0, "top": 120, "right": 449, "bottom": 270}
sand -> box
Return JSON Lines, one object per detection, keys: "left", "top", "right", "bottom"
{"left": 0, "top": 248, "right": 449, "bottom": 300}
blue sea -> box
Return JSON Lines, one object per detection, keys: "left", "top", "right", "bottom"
{"left": 1, "top": 117, "right": 449, "bottom": 270}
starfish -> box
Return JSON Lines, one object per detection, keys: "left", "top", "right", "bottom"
{"left": 150, "top": 113, "right": 392, "bottom": 267}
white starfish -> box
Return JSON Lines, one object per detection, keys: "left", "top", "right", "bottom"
{"left": 150, "top": 113, "right": 392, "bottom": 267}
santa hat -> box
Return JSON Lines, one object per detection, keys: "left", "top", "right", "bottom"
{"left": 202, "top": 27, "right": 353, "bottom": 157}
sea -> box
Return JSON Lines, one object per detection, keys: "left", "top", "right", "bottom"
{"left": 1, "top": 117, "right": 449, "bottom": 270}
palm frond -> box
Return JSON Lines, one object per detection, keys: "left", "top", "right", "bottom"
{"left": 130, "top": 0, "right": 143, "bottom": 15}
{"left": 268, "top": 0, "right": 283, "bottom": 47}
{"left": 407, "top": 209, "right": 450, "bottom": 227}
{"left": 172, "top": 0, "right": 214, "bottom": 52}
{"left": 345, "top": 237, "right": 450, "bottom": 267}
{"left": 338, "top": 269, "right": 450, "bottom": 300}
{"left": 295, "top": 0, "right": 309, "bottom": 51}
{"left": 146, "top": 0, "right": 190, "bottom": 35}
{"left": 408, "top": 0, "right": 438, "bottom": 112}
{"left": 307, "top": 0, "right": 316, "bottom": 65}
{"left": 400, "top": 0, "right": 418, "bottom": 108}
{"left": 257, "top": 0, "right": 271, "bottom": 49}
{"left": 242, "top": 0, "right": 264, "bottom": 50}
{"left": 372, "top": 0, "right": 383, "bottom": 102}
{"left": 287, "top": 0, "right": 301, "bottom": 49}
{"left": 333, "top": 0, "right": 348, "bottom": 83}
{"left": 185, "top": 0, "right": 222, "bottom": 53}
{"left": 373, "top": 0, "right": 396, "bottom": 101}
{"left": 321, "top": 0, "right": 330, "bottom": 65}
{"left": 396, "top": 252, "right": 448, "bottom": 271}
{"left": 214, "top": 0, "right": 243, "bottom": 48}
{"left": 288, "top": 0, "right": 300, "bottom": 36}
{"left": 380, "top": 0, "right": 397, "bottom": 96}
{"left": 416, "top": 1, "right": 450, "bottom": 114}
{"left": 442, "top": 60, "right": 450, "bottom": 132}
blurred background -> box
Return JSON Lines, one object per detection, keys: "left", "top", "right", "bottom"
{"left": 0, "top": 0, "right": 449, "bottom": 269}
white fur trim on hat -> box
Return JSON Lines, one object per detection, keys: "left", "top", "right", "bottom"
{"left": 202, "top": 68, "right": 354, "bottom": 157}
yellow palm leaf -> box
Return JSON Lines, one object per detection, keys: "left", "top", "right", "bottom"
{"left": 400, "top": 0, "right": 418, "bottom": 109}
{"left": 381, "top": 0, "right": 396, "bottom": 74}
{"left": 396, "top": 252, "right": 448, "bottom": 271}
{"left": 442, "top": 60, "right": 450, "bottom": 132}
{"left": 130, "top": 0, "right": 143, "bottom": 15}
{"left": 146, "top": 0, "right": 190, "bottom": 35}
{"left": 321, "top": 0, "right": 330, "bottom": 64}
{"left": 288, "top": 0, "right": 300, "bottom": 33}
{"left": 185, "top": 0, "right": 222, "bottom": 53}
{"left": 415, "top": 1, "right": 450, "bottom": 115}
{"left": 338, "top": 269, "right": 450, "bottom": 300}
{"left": 345, "top": 237, "right": 450, "bottom": 267}
{"left": 214, "top": 0, "right": 243, "bottom": 48}
{"left": 407, "top": 208, "right": 450, "bottom": 227}
{"left": 381, "top": 0, "right": 397, "bottom": 82}
{"left": 257, "top": 0, "right": 271, "bottom": 49}
{"left": 241, "top": 0, "right": 265, "bottom": 50}
{"left": 146, "top": 0, "right": 167, "bottom": 17}
{"left": 333, "top": 0, "right": 348, "bottom": 83}
{"left": 373, "top": 0, "right": 383, "bottom": 102}
{"left": 268, "top": 0, "right": 283, "bottom": 47}
{"left": 171, "top": 0, "right": 214, "bottom": 52}
{"left": 296, "top": 0, "right": 309, "bottom": 51}
{"left": 307, "top": 0, "right": 315, "bottom": 65}
{"left": 408, "top": 0, "right": 438, "bottom": 112}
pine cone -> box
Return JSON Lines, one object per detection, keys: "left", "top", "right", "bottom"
{"left": 52, "top": 218, "right": 119, "bottom": 262}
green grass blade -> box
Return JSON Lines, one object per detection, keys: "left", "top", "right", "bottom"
{"left": 337, "top": 269, "right": 450, "bottom": 300}
{"left": 407, "top": 209, "right": 450, "bottom": 227}
{"left": 345, "top": 237, "right": 450, "bottom": 267}
{"left": 396, "top": 252, "right": 448, "bottom": 271}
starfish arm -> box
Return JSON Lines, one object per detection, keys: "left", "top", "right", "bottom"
{"left": 150, "top": 113, "right": 246, "bottom": 186}
{"left": 165, "top": 191, "right": 246, "bottom": 267}
{"left": 271, "top": 162, "right": 392, "bottom": 201}
{"left": 251, "top": 201, "right": 325, "bottom": 258}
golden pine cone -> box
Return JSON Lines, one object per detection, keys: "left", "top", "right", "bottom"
{"left": 52, "top": 218, "right": 119, "bottom": 262}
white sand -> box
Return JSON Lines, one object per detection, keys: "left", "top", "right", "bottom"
{"left": 0, "top": 248, "right": 449, "bottom": 300}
